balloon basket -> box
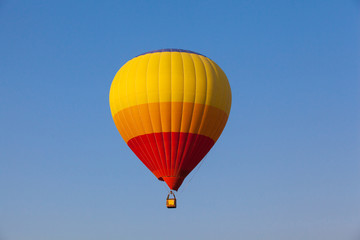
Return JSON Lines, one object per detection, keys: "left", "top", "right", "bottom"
{"left": 166, "top": 191, "right": 176, "bottom": 208}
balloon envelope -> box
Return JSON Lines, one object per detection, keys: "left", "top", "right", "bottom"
{"left": 109, "top": 49, "right": 231, "bottom": 190}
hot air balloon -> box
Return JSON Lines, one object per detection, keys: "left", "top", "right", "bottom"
{"left": 109, "top": 49, "right": 231, "bottom": 208}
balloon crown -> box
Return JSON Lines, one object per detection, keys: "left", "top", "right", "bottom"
{"left": 137, "top": 48, "right": 206, "bottom": 57}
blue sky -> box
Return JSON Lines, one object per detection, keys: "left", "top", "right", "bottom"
{"left": 1, "top": 0, "right": 359, "bottom": 239}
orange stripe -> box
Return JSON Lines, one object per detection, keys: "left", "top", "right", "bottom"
{"left": 112, "top": 102, "right": 229, "bottom": 143}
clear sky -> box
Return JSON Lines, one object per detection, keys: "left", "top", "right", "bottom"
{"left": 1, "top": 0, "right": 359, "bottom": 239}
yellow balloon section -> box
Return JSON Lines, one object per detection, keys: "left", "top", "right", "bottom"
{"left": 109, "top": 50, "right": 231, "bottom": 190}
